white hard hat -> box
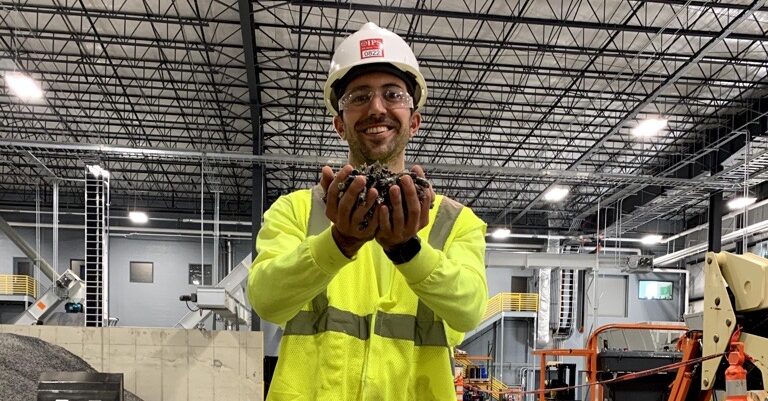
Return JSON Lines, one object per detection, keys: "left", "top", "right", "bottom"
{"left": 324, "top": 22, "right": 427, "bottom": 116}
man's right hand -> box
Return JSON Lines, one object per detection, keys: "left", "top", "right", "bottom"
{"left": 320, "top": 165, "right": 380, "bottom": 258}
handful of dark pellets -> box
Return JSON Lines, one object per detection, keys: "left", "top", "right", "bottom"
{"left": 323, "top": 162, "right": 432, "bottom": 229}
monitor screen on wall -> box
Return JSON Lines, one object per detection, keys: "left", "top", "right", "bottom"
{"left": 638, "top": 280, "right": 673, "bottom": 300}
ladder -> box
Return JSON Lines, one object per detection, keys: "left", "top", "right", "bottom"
{"left": 553, "top": 268, "right": 575, "bottom": 339}
{"left": 84, "top": 167, "right": 109, "bottom": 327}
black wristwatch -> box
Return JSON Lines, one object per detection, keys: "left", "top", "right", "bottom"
{"left": 384, "top": 237, "right": 421, "bottom": 265}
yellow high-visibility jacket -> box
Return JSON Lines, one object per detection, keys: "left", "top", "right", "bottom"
{"left": 248, "top": 186, "right": 488, "bottom": 401}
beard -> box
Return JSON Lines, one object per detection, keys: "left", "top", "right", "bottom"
{"left": 343, "top": 114, "right": 411, "bottom": 166}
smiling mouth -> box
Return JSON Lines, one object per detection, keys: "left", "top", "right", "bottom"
{"left": 363, "top": 126, "right": 394, "bottom": 134}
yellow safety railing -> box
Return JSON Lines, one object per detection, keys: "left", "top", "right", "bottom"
{"left": 454, "top": 354, "right": 511, "bottom": 400}
{"left": 0, "top": 274, "right": 38, "bottom": 298}
{"left": 482, "top": 292, "right": 539, "bottom": 321}
{"left": 490, "top": 377, "right": 508, "bottom": 395}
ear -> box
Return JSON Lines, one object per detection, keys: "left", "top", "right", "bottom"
{"left": 333, "top": 115, "right": 346, "bottom": 140}
{"left": 409, "top": 111, "right": 421, "bottom": 138}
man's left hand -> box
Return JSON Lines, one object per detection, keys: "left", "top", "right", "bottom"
{"left": 376, "top": 165, "right": 434, "bottom": 251}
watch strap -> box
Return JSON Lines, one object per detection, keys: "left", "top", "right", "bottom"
{"left": 384, "top": 237, "right": 421, "bottom": 265}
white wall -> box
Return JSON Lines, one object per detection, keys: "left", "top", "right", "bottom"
{"left": 0, "top": 227, "right": 253, "bottom": 327}
{"left": 564, "top": 270, "right": 685, "bottom": 349}
{"left": 485, "top": 265, "right": 533, "bottom": 296}
{"left": 0, "top": 227, "right": 82, "bottom": 288}
{"left": 484, "top": 250, "right": 685, "bottom": 333}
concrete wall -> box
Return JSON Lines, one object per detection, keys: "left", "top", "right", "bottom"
{"left": 0, "top": 324, "right": 263, "bottom": 401}
{"left": 0, "top": 227, "right": 253, "bottom": 327}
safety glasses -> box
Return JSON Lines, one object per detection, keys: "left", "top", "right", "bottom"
{"left": 338, "top": 85, "right": 414, "bottom": 111}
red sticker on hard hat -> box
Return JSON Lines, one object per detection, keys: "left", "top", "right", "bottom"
{"left": 360, "top": 38, "right": 384, "bottom": 59}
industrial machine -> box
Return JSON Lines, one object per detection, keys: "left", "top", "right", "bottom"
{"left": 176, "top": 256, "right": 251, "bottom": 329}
{"left": 178, "top": 286, "right": 250, "bottom": 329}
{"left": 533, "top": 251, "right": 768, "bottom": 401}
{"left": 597, "top": 345, "right": 683, "bottom": 400}
{"left": 544, "top": 362, "right": 576, "bottom": 401}
{"left": 699, "top": 251, "right": 768, "bottom": 399}
{"left": 12, "top": 269, "right": 85, "bottom": 325}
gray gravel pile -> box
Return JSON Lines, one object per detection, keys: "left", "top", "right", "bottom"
{"left": 0, "top": 333, "right": 144, "bottom": 401}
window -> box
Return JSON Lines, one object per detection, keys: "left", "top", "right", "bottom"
{"left": 189, "top": 264, "right": 212, "bottom": 286}
{"left": 129, "top": 261, "right": 154, "bottom": 283}
{"left": 638, "top": 280, "right": 673, "bottom": 300}
{"left": 13, "top": 257, "right": 33, "bottom": 277}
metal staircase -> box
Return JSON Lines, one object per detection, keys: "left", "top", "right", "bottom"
{"left": 84, "top": 166, "right": 109, "bottom": 327}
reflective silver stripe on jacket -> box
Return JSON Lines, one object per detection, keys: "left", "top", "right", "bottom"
{"left": 284, "top": 185, "right": 463, "bottom": 346}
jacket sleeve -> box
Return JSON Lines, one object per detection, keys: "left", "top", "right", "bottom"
{"left": 397, "top": 208, "right": 488, "bottom": 333}
{"left": 247, "top": 192, "right": 353, "bottom": 325}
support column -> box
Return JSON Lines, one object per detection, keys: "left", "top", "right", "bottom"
{"left": 200, "top": 165, "right": 205, "bottom": 282}
{"left": 238, "top": 0, "right": 278, "bottom": 394}
{"left": 53, "top": 180, "right": 59, "bottom": 274}
{"left": 213, "top": 190, "right": 220, "bottom": 283}
{"left": 35, "top": 184, "right": 41, "bottom": 295}
{"left": 708, "top": 152, "right": 723, "bottom": 253}
{"left": 735, "top": 214, "right": 744, "bottom": 254}
{"left": 239, "top": 0, "right": 264, "bottom": 333}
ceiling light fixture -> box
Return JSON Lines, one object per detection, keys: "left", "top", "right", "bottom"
{"left": 87, "top": 165, "right": 110, "bottom": 178}
{"left": 631, "top": 118, "right": 667, "bottom": 137}
{"left": 129, "top": 211, "right": 149, "bottom": 224}
{"left": 727, "top": 196, "right": 757, "bottom": 210}
{"left": 491, "top": 228, "right": 511, "bottom": 239}
{"left": 4, "top": 71, "right": 44, "bottom": 100}
{"left": 641, "top": 234, "right": 663, "bottom": 245}
{"left": 543, "top": 186, "right": 569, "bottom": 202}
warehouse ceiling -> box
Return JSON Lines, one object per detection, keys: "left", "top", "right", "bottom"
{"left": 1, "top": 0, "right": 768, "bottom": 237}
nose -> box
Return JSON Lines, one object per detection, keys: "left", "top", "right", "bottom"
{"left": 366, "top": 92, "right": 387, "bottom": 115}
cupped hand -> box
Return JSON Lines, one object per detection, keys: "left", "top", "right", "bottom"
{"left": 376, "top": 164, "right": 434, "bottom": 251}
{"left": 320, "top": 165, "right": 380, "bottom": 257}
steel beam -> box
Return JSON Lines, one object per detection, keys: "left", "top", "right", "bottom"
{"left": 0, "top": 139, "right": 740, "bottom": 189}
{"left": 239, "top": 0, "right": 264, "bottom": 333}
{"left": 283, "top": 3, "right": 768, "bottom": 42}
{"left": 0, "top": 2, "right": 240, "bottom": 25}
{"left": 593, "top": 96, "right": 768, "bottom": 236}
{"left": 505, "top": 0, "right": 767, "bottom": 225}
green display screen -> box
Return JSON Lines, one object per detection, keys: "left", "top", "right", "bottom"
{"left": 638, "top": 280, "right": 673, "bottom": 300}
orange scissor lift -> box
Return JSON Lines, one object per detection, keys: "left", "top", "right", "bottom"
{"left": 532, "top": 323, "right": 719, "bottom": 401}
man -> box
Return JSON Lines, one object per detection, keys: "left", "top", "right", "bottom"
{"left": 248, "top": 22, "right": 488, "bottom": 401}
